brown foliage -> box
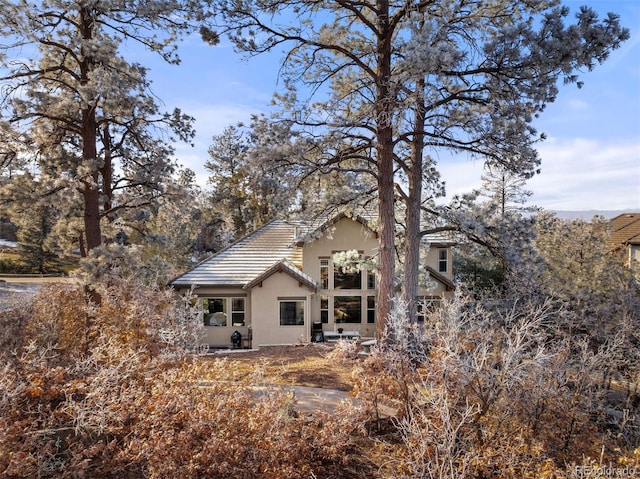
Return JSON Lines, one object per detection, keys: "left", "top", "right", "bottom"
{"left": 0, "top": 280, "right": 372, "bottom": 478}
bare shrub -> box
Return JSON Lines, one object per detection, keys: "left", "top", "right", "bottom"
{"left": 0, "top": 278, "right": 369, "bottom": 478}
{"left": 354, "top": 291, "right": 635, "bottom": 478}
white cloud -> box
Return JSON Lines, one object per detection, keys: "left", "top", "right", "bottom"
{"left": 530, "top": 137, "right": 640, "bottom": 210}
{"left": 437, "top": 138, "right": 640, "bottom": 212}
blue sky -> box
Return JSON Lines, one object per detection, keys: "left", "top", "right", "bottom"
{"left": 142, "top": 0, "right": 640, "bottom": 213}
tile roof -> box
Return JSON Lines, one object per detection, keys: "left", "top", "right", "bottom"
{"left": 244, "top": 259, "right": 317, "bottom": 291}
{"left": 170, "top": 220, "right": 303, "bottom": 287}
{"left": 610, "top": 213, "right": 640, "bottom": 247}
{"left": 170, "top": 212, "right": 456, "bottom": 288}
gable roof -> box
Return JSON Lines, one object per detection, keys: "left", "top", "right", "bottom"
{"left": 244, "top": 259, "right": 317, "bottom": 291}
{"left": 611, "top": 213, "right": 640, "bottom": 247}
{"left": 170, "top": 220, "right": 302, "bottom": 288}
{"left": 425, "top": 266, "right": 456, "bottom": 291}
{"left": 170, "top": 212, "right": 456, "bottom": 289}
{"left": 293, "top": 210, "right": 378, "bottom": 246}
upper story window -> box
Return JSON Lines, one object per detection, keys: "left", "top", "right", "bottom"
{"left": 438, "top": 248, "right": 448, "bottom": 273}
{"left": 320, "top": 258, "right": 329, "bottom": 289}
{"left": 334, "top": 265, "right": 361, "bottom": 289}
{"left": 333, "top": 250, "right": 363, "bottom": 289}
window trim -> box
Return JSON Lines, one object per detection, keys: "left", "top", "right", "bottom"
{"left": 319, "top": 258, "right": 330, "bottom": 290}
{"left": 334, "top": 295, "right": 363, "bottom": 324}
{"left": 231, "top": 297, "right": 245, "bottom": 326}
{"left": 367, "top": 295, "right": 376, "bottom": 324}
{"left": 438, "top": 248, "right": 448, "bottom": 273}
{"left": 278, "top": 298, "right": 305, "bottom": 326}
{"left": 320, "top": 295, "right": 329, "bottom": 324}
{"left": 203, "top": 297, "right": 228, "bottom": 327}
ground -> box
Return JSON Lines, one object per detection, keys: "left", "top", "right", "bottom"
{"left": 211, "top": 343, "right": 356, "bottom": 391}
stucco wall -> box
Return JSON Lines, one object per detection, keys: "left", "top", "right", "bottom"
{"left": 423, "top": 245, "right": 453, "bottom": 280}
{"left": 192, "top": 287, "right": 251, "bottom": 348}
{"left": 250, "top": 270, "right": 315, "bottom": 347}
{"left": 302, "top": 217, "right": 378, "bottom": 337}
{"left": 301, "top": 217, "right": 378, "bottom": 270}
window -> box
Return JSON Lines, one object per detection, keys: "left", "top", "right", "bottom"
{"left": 231, "top": 297, "right": 245, "bottom": 326}
{"left": 320, "top": 295, "right": 329, "bottom": 323}
{"left": 279, "top": 300, "right": 305, "bottom": 326}
{"left": 203, "top": 298, "right": 227, "bottom": 326}
{"left": 334, "top": 296, "right": 362, "bottom": 323}
{"left": 320, "top": 258, "right": 329, "bottom": 289}
{"left": 367, "top": 269, "right": 376, "bottom": 290}
{"left": 438, "top": 249, "right": 448, "bottom": 273}
{"left": 367, "top": 295, "right": 376, "bottom": 323}
{"left": 334, "top": 266, "right": 361, "bottom": 289}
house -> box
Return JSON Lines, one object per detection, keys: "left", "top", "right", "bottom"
{"left": 169, "top": 213, "right": 455, "bottom": 349}
{"left": 610, "top": 213, "right": 640, "bottom": 269}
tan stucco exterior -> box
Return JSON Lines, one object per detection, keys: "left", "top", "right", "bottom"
{"left": 178, "top": 216, "right": 455, "bottom": 348}
{"left": 250, "top": 270, "right": 315, "bottom": 346}
{"left": 301, "top": 217, "right": 379, "bottom": 338}
{"left": 193, "top": 287, "right": 251, "bottom": 347}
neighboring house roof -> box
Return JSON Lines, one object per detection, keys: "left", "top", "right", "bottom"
{"left": 611, "top": 213, "right": 640, "bottom": 247}
{"left": 170, "top": 220, "right": 302, "bottom": 288}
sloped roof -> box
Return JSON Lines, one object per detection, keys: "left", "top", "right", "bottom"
{"left": 170, "top": 220, "right": 303, "bottom": 287}
{"left": 170, "top": 212, "right": 456, "bottom": 289}
{"left": 425, "top": 266, "right": 456, "bottom": 291}
{"left": 611, "top": 213, "right": 640, "bottom": 247}
{"left": 244, "top": 259, "right": 317, "bottom": 291}
{"left": 293, "top": 210, "right": 378, "bottom": 245}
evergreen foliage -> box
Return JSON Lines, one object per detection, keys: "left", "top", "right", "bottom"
{"left": 208, "top": 0, "right": 629, "bottom": 334}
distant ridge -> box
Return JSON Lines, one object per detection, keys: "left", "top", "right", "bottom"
{"left": 552, "top": 210, "right": 637, "bottom": 220}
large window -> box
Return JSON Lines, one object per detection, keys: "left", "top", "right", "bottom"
{"left": 203, "top": 298, "right": 227, "bottom": 326}
{"left": 438, "top": 249, "right": 448, "bottom": 273}
{"left": 279, "top": 299, "right": 305, "bottom": 326}
{"left": 334, "top": 266, "right": 361, "bottom": 289}
{"left": 334, "top": 296, "right": 362, "bottom": 323}
{"left": 231, "top": 298, "right": 245, "bottom": 326}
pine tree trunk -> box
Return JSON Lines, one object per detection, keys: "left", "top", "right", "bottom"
{"left": 375, "top": 0, "right": 395, "bottom": 341}
{"left": 403, "top": 83, "right": 425, "bottom": 324}
{"left": 79, "top": 7, "right": 102, "bottom": 253}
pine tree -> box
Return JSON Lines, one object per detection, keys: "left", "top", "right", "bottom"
{"left": 0, "top": 1, "right": 209, "bottom": 261}
{"left": 208, "top": 0, "right": 629, "bottom": 336}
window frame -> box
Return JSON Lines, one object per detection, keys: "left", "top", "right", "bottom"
{"left": 231, "top": 297, "right": 245, "bottom": 326}
{"left": 279, "top": 298, "right": 305, "bottom": 326}
{"left": 367, "top": 295, "right": 376, "bottom": 324}
{"left": 334, "top": 295, "right": 362, "bottom": 323}
{"left": 438, "top": 248, "right": 448, "bottom": 273}
{"left": 319, "top": 258, "right": 330, "bottom": 290}
{"left": 320, "top": 295, "right": 329, "bottom": 324}
{"left": 202, "top": 297, "right": 228, "bottom": 327}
